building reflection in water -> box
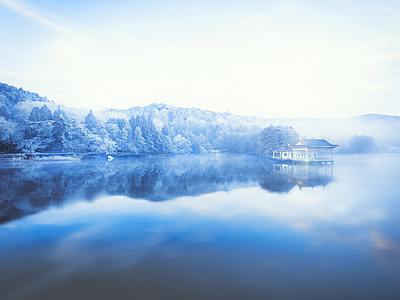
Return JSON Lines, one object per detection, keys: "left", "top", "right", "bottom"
{"left": 273, "top": 163, "right": 333, "bottom": 190}
{"left": 258, "top": 162, "right": 334, "bottom": 193}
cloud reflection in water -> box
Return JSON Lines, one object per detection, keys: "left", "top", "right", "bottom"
{"left": 1, "top": 154, "right": 400, "bottom": 300}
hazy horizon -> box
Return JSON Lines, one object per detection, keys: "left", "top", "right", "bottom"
{"left": 4, "top": 81, "right": 400, "bottom": 120}
{"left": 1, "top": 0, "right": 400, "bottom": 119}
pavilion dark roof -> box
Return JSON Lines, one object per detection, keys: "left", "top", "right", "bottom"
{"left": 290, "top": 138, "right": 338, "bottom": 148}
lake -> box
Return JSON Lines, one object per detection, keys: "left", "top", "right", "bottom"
{"left": 0, "top": 154, "right": 399, "bottom": 300}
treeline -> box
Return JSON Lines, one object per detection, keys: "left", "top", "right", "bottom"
{"left": 8, "top": 82, "right": 383, "bottom": 156}
{"left": 4, "top": 103, "right": 261, "bottom": 155}
{"left": 3, "top": 94, "right": 376, "bottom": 156}
{"left": 336, "top": 134, "right": 378, "bottom": 154}
{"left": 0, "top": 83, "right": 266, "bottom": 155}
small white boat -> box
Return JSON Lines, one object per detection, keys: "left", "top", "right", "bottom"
{"left": 107, "top": 155, "right": 114, "bottom": 161}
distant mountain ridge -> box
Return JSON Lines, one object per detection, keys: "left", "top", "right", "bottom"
{"left": 1, "top": 81, "right": 398, "bottom": 123}
{"left": 350, "top": 114, "right": 400, "bottom": 122}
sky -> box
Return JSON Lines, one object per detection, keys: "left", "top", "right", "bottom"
{"left": 0, "top": 0, "right": 399, "bottom": 118}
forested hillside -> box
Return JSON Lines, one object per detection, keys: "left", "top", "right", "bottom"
{"left": 1, "top": 82, "right": 399, "bottom": 155}
{"left": 0, "top": 82, "right": 262, "bottom": 155}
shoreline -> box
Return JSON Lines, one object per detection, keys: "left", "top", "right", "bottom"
{"left": 0, "top": 153, "right": 82, "bottom": 162}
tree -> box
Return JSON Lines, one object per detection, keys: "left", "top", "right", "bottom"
{"left": 28, "top": 107, "right": 41, "bottom": 122}
{"left": 161, "top": 124, "right": 173, "bottom": 153}
{"left": 161, "top": 124, "right": 171, "bottom": 136}
{"left": 144, "top": 117, "right": 159, "bottom": 153}
{"left": 40, "top": 105, "right": 53, "bottom": 121}
{"left": 29, "top": 105, "right": 53, "bottom": 121}
{"left": 85, "top": 110, "right": 99, "bottom": 133}
{"left": 105, "top": 122, "right": 120, "bottom": 142}
{"left": 173, "top": 134, "right": 192, "bottom": 154}
{"left": 255, "top": 125, "right": 298, "bottom": 156}
{"left": 69, "top": 120, "right": 89, "bottom": 153}
{"left": 133, "top": 126, "right": 146, "bottom": 154}
{"left": 0, "top": 105, "right": 12, "bottom": 120}
{"left": 115, "top": 118, "right": 127, "bottom": 130}
{"left": 129, "top": 116, "right": 166, "bottom": 154}
{"left": 53, "top": 106, "right": 67, "bottom": 120}
{"left": 129, "top": 115, "right": 144, "bottom": 134}
{"left": 0, "top": 118, "right": 23, "bottom": 145}
{"left": 349, "top": 135, "right": 377, "bottom": 153}
{"left": 23, "top": 106, "right": 54, "bottom": 152}
{"left": 17, "top": 138, "right": 43, "bottom": 153}
{"left": 51, "top": 115, "right": 70, "bottom": 152}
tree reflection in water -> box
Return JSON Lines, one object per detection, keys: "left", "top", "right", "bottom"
{"left": 0, "top": 155, "right": 333, "bottom": 224}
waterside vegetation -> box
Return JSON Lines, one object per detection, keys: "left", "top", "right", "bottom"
{"left": 0, "top": 82, "right": 394, "bottom": 157}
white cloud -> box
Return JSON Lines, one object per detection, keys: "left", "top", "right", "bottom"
{"left": 1, "top": 0, "right": 400, "bottom": 117}
{"left": 0, "top": 0, "right": 72, "bottom": 34}
{"left": 29, "top": 184, "right": 385, "bottom": 231}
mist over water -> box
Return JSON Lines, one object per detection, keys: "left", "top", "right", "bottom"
{"left": 1, "top": 154, "right": 400, "bottom": 300}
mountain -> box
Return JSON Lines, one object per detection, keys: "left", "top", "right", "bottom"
{"left": 350, "top": 114, "right": 400, "bottom": 123}
{"left": 1, "top": 82, "right": 399, "bottom": 154}
{"left": 0, "top": 82, "right": 262, "bottom": 155}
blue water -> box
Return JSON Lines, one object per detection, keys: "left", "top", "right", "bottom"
{"left": 0, "top": 154, "right": 399, "bottom": 300}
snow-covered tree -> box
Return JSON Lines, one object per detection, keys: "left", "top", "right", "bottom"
{"left": 161, "top": 124, "right": 173, "bottom": 153}
{"left": 85, "top": 110, "right": 99, "bottom": 133}
{"left": 53, "top": 106, "right": 68, "bottom": 120}
{"left": 114, "top": 118, "right": 127, "bottom": 130}
{"left": 105, "top": 122, "right": 119, "bottom": 142}
{"left": 68, "top": 120, "right": 88, "bottom": 153}
{"left": 133, "top": 126, "right": 146, "bottom": 154}
{"left": 28, "top": 107, "right": 40, "bottom": 122}
{"left": 145, "top": 117, "right": 164, "bottom": 153}
{"left": 29, "top": 105, "right": 53, "bottom": 121}
{"left": 163, "top": 135, "right": 174, "bottom": 153}
{"left": 51, "top": 115, "right": 70, "bottom": 152}
{"left": 0, "top": 118, "right": 23, "bottom": 144}
{"left": 17, "top": 138, "right": 43, "bottom": 153}
{"left": 255, "top": 125, "right": 298, "bottom": 156}
{"left": 349, "top": 135, "right": 378, "bottom": 153}
{"left": 173, "top": 134, "right": 192, "bottom": 154}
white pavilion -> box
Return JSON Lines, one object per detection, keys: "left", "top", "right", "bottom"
{"left": 272, "top": 137, "right": 339, "bottom": 163}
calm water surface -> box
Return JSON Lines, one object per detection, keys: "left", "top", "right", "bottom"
{"left": 0, "top": 154, "right": 399, "bottom": 300}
